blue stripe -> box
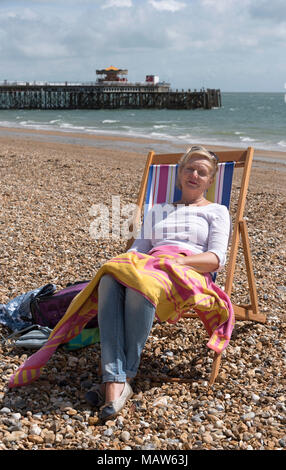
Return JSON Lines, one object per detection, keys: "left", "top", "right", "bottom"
{"left": 221, "top": 162, "right": 234, "bottom": 208}
{"left": 146, "top": 165, "right": 154, "bottom": 204}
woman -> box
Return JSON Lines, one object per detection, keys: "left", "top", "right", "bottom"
{"left": 9, "top": 146, "right": 233, "bottom": 422}
{"left": 85, "top": 145, "right": 231, "bottom": 421}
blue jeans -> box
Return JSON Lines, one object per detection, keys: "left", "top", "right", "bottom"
{"left": 97, "top": 274, "right": 156, "bottom": 383}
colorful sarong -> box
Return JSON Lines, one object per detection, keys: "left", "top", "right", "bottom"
{"left": 8, "top": 245, "right": 235, "bottom": 388}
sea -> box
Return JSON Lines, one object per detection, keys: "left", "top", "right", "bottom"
{"left": 0, "top": 92, "right": 285, "bottom": 153}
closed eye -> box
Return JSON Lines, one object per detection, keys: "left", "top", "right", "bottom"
{"left": 184, "top": 167, "right": 208, "bottom": 177}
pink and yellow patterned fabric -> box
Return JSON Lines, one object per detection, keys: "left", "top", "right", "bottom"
{"left": 8, "top": 245, "right": 234, "bottom": 389}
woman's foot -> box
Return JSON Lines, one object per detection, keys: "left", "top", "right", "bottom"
{"left": 98, "top": 382, "right": 133, "bottom": 422}
{"left": 85, "top": 383, "right": 105, "bottom": 408}
{"left": 85, "top": 378, "right": 133, "bottom": 409}
{"left": 105, "top": 382, "right": 125, "bottom": 403}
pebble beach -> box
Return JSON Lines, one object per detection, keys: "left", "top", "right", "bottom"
{"left": 0, "top": 129, "right": 285, "bottom": 451}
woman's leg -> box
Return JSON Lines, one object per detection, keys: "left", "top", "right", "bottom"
{"left": 96, "top": 276, "right": 156, "bottom": 419}
{"left": 97, "top": 275, "right": 155, "bottom": 408}
{"left": 97, "top": 274, "right": 127, "bottom": 383}
{"left": 124, "top": 287, "right": 156, "bottom": 379}
{"left": 98, "top": 275, "right": 156, "bottom": 382}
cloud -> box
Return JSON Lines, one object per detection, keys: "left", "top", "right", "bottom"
{"left": 148, "top": 0, "right": 186, "bottom": 12}
{"left": 101, "top": 0, "right": 133, "bottom": 9}
{"left": 200, "top": 0, "right": 238, "bottom": 14}
{"left": 0, "top": 0, "right": 284, "bottom": 90}
{"left": 248, "top": 0, "right": 286, "bottom": 21}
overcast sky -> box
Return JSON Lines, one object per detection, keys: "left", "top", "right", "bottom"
{"left": 0, "top": 0, "right": 285, "bottom": 92}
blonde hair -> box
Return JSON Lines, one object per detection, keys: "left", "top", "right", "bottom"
{"left": 176, "top": 145, "right": 219, "bottom": 190}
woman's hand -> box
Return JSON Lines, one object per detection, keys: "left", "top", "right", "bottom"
{"left": 168, "top": 252, "right": 220, "bottom": 274}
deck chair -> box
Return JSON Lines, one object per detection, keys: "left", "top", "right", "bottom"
{"left": 126, "top": 146, "right": 266, "bottom": 385}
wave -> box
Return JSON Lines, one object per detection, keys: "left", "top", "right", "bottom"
{"left": 49, "top": 119, "right": 62, "bottom": 124}
{"left": 240, "top": 136, "right": 256, "bottom": 142}
{"left": 0, "top": 120, "right": 17, "bottom": 127}
{"left": 150, "top": 131, "right": 174, "bottom": 140}
{"left": 0, "top": 119, "right": 284, "bottom": 153}
{"left": 177, "top": 134, "right": 193, "bottom": 141}
{"left": 59, "top": 123, "right": 86, "bottom": 131}
{"left": 102, "top": 120, "right": 119, "bottom": 124}
{"left": 20, "top": 120, "right": 38, "bottom": 126}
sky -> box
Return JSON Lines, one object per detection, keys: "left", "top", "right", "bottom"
{"left": 0, "top": 0, "right": 285, "bottom": 92}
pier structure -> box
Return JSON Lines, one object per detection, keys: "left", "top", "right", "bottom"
{"left": 0, "top": 67, "right": 221, "bottom": 110}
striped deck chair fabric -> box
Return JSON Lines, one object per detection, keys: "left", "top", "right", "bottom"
{"left": 143, "top": 162, "right": 234, "bottom": 282}
{"left": 144, "top": 162, "right": 235, "bottom": 219}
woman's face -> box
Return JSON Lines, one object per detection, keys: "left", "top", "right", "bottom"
{"left": 179, "top": 156, "right": 214, "bottom": 195}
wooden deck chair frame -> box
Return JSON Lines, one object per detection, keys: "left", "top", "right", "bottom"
{"left": 126, "top": 146, "right": 266, "bottom": 385}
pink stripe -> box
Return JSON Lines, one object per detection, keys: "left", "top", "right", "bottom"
{"left": 144, "top": 257, "right": 189, "bottom": 303}
{"left": 162, "top": 265, "right": 192, "bottom": 302}
{"left": 27, "top": 369, "right": 33, "bottom": 383}
{"left": 195, "top": 294, "right": 213, "bottom": 306}
{"left": 138, "top": 265, "right": 172, "bottom": 294}
{"left": 139, "top": 259, "right": 175, "bottom": 298}
{"left": 138, "top": 268, "right": 175, "bottom": 304}
{"left": 148, "top": 245, "right": 194, "bottom": 257}
{"left": 156, "top": 166, "right": 169, "bottom": 203}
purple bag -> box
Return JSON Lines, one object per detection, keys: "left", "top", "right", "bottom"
{"left": 30, "top": 281, "right": 98, "bottom": 329}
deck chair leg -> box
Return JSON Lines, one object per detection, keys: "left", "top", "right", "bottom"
{"left": 209, "top": 352, "right": 222, "bottom": 385}
{"left": 239, "top": 219, "right": 259, "bottom": 316}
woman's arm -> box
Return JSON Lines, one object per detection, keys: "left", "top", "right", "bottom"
{"left": 170, "top": 205, "right": 231, "bottom": 273}
{"left": 169, "top": 251, "right": 220, "bottom": 273}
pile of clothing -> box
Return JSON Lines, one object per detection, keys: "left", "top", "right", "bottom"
{"left": 0, "top": 282, "right": 99, "bottom": 350}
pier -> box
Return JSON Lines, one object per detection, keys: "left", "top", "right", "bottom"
{"left": 0, "top": 83, "right": 221, "bottom": 110}
{"left": 0, "top": 67, "right": 221, "bottom": 110}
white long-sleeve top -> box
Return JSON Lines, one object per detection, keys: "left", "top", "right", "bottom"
{"left": 128, "top": 203, "right": 231, "bottom": 270}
